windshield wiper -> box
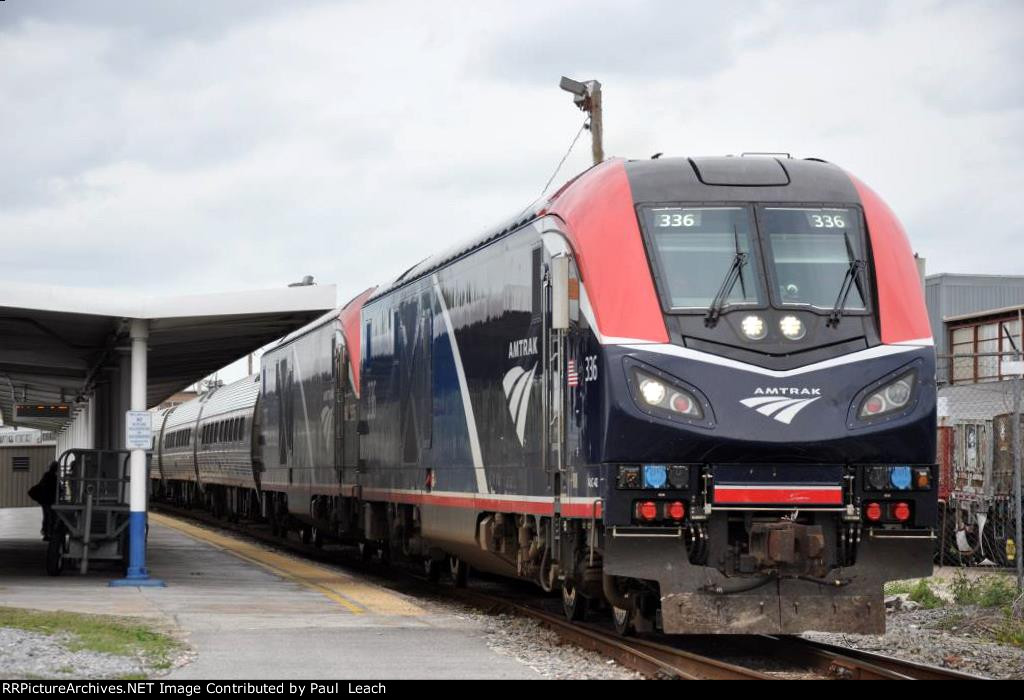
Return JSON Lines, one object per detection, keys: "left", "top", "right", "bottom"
{"left": 826, "top": 231, "right": 864, "bottom": 328}
{"left": 704, "top": 228, "right": 748, "bottom": 328}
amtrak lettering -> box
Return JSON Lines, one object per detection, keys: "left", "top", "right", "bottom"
{"left": 752, "top": 387, "right": 822, "bottom": 396}
{"left": 508, "top": 336, "right": 538, "bottom": 359}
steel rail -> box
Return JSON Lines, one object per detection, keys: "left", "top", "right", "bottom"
{"left": 450, "top": 588, "right": 772, "bottom": 680}
{"left": 770, "top": 636, "right": 984, "bottom": 680}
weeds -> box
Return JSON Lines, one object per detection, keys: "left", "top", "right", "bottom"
{"left": 908, "top": 580, "right": 945, "bottom": 609}
{"left": 951, "top": 571, "right": 1019, "bottom": 608}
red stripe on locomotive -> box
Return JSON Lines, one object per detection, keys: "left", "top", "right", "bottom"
{"left": 339, "top": 286, "right": 376, "bottom": 395}
{"left": 546, "top": 159, "right": 669, "bottom": 343}
{"left": 848, "top": 173, "right": 932, "bottom": 345}
{"left": 713, "top": 485, "right": 843, "bottom": 505}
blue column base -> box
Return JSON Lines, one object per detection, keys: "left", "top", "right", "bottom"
{"left": 109, "top": 511, "right": 166, "bottom": 587}
{"left": 109, "top": 577, "right": 166, "bottom": 588}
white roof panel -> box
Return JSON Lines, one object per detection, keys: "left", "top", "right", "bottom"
{"left": 0, "top": 282, "right": 336, "bottom": 432}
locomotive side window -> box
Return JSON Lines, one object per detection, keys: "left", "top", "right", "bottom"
{"left": 760, "top": 207, "right": 866, "bottom": 311}
{"left": 639, "top": 206, "right": 762, "bottom": 310}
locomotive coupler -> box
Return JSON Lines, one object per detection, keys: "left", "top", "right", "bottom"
{"left": 742, "top": 521, "right": 827, "bottom": 578}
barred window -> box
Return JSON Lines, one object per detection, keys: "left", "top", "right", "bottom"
{"left": 947, "top": 314, "right": 1023, "bottom": 384}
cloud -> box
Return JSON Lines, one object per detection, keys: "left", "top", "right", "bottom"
{"left": 0, "top": 0, "right": 1020, "bottom": 338}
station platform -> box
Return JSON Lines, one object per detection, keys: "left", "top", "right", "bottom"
{"left": 0, "top": 507, "right": 541, "bottom": 679}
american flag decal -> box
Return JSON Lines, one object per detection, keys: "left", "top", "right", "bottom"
{"left": 567, "top": 359, "right": 579, "bottom": 387}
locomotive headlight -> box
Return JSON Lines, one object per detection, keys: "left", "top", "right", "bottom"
{"left": 630, "top": 368, "right": 705, "bottom": 420}
{"left": 741, "top": 315, "right": 766, "bottom": 340}
{"left": 639, "top": 378, "right": 667, "bottom": 405}
{"left": 884, "top": 379, "right": 912, "bottom": 407}
{"left": 857, "top": 372, "right": 917, "bottom": 420}
{"left": 779, "top": 315, "right": 805, "bottom": 340}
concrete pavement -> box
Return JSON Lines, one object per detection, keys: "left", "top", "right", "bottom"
{"left": 0, "top": 507, "right": 540, "bottom": 679}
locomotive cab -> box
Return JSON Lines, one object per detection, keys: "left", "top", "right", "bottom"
{"left": 546, "top": 155, "right": 937, "bottom": 635}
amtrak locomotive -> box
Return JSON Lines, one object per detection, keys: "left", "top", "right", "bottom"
{"left": 151, "top": 155, "right": 936, "bottom": 635}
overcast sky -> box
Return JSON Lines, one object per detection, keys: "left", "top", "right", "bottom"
{"left": 2, "top": 0, "right": 1022, "bottom": 380}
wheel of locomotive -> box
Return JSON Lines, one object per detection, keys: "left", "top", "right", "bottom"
{"left": 450, "top": 556, "right": 469, "bottom": 588}
{"left": 358, "top": 540, "right": 375, "bottom": 562}
{"left": 45, "top": 525, "right": 66, "bottom": 577}
{"left": 312, "top": 527, "right": 324, "bottom": 549}
{"left": 611, "top": 604, "right": 636, "bottom": 637}
{"left": 300, "top": 527, "right": 312, "bottom": 545}
{"left": 424, "top": 557, "right": 443, "bottom": 583}
{"left": 562, "top": 580, "right": 587, "bottom": 622}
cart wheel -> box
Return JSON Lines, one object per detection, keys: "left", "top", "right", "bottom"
{"left": 46, "top": 528, "right": 66, "bottom": 577}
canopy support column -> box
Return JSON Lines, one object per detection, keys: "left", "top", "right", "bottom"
{"left": 111, "top": 318, "right": 165, "bottom": 587}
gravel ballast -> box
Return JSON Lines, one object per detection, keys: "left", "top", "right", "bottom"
{"left": 0, "top": 627, "right": 149, "bottom": 680}
{"left": 805, "top": 604, "right": 1024, "bottom": 680}
{"left": 480, "top": 613, "right": 642, "bottom": 680}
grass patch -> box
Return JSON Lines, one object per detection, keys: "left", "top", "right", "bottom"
{"left": 947, "top": 571, "right": 1024, "bottom": 648}
{"left": 951, "top": 571, "right": 1019, "bottom": 608}
{"left": 0, "top": 606, "right": 181, "bottom": 672}
{"left": 996, "top": 616, "right": 1024, "bottom": 648}
{"left": 908, "top": 580, "right": 945, "bottom": 609}
{"left": 884, "top": 579, "right": 915, "bottom": 596}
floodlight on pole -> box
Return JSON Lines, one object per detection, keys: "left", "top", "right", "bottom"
{"left": 559, "top": 76, "right": 604, "bottom": 165}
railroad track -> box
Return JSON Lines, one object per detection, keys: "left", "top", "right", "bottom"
{"left": 455, "top": 588, "right": 983, "bottom": 680}
{"left": 150, "top": 504, "right": 987, "bottom": 681}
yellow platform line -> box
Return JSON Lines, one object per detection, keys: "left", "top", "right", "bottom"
{"left": 150, "top": 512, "right": 424, "bottom": 617}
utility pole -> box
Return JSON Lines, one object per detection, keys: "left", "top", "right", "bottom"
{"left": 1005, "top": 312, "right": 1024, "bottom": 591}
{"left": 1015, "top": 309, "right": 1023, "bottom": 591}
{"left": 559, "top": 76, "right": 604, "bottom": 165}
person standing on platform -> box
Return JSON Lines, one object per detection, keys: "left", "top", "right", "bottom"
{"left": 28, "top": 461, "right": 59, "bottom": 540}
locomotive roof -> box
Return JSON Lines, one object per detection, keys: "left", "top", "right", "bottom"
{"left": 197, "top": 374, "right": 259, "bottom": 420}
{"left": 265, "top": 306, "right": 342, "bottom": 352}
{"left": 162, "top": 392, "right": 208, "bottom": 430}
{"left": 366, "top": 155, "right": 856, "bottom": 303}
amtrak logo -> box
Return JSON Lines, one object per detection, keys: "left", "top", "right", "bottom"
{"left": 502, "top": 363, "right": 537, "bottom": 445}
{"left": 740, "top": 387, "right": 822, "bottom": 425}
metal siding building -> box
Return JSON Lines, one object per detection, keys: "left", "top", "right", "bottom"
{"left": 926, "top": 273, "right": 1024, "bottom": 356}
{"left": 0, "top": 429, "right": 57, "bottom": 509}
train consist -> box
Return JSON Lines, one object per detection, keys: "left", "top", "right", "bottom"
{"left": 150, "top": 155, "right": 937, "bottom": 635}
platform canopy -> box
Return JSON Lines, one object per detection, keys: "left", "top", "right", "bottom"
{"left": 0, "top": 282, "right": 337, "bottom": 432}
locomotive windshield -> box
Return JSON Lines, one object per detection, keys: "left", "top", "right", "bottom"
{"left": 640, "top": 204, "right": 869, "bottom": 314}
{"left": 640, "top": 206, "right": 762, "bottom": 309}
{"left": 760, "top": 207, "right": 866, "bottom": 311}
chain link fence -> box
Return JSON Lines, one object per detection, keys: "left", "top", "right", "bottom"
{"left": 935, "top": 349, "right": 1023, "bottom": 590}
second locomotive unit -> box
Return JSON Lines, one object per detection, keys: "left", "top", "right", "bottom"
{"left": 152, "top": 155, "right": 937, "bottom": 635}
